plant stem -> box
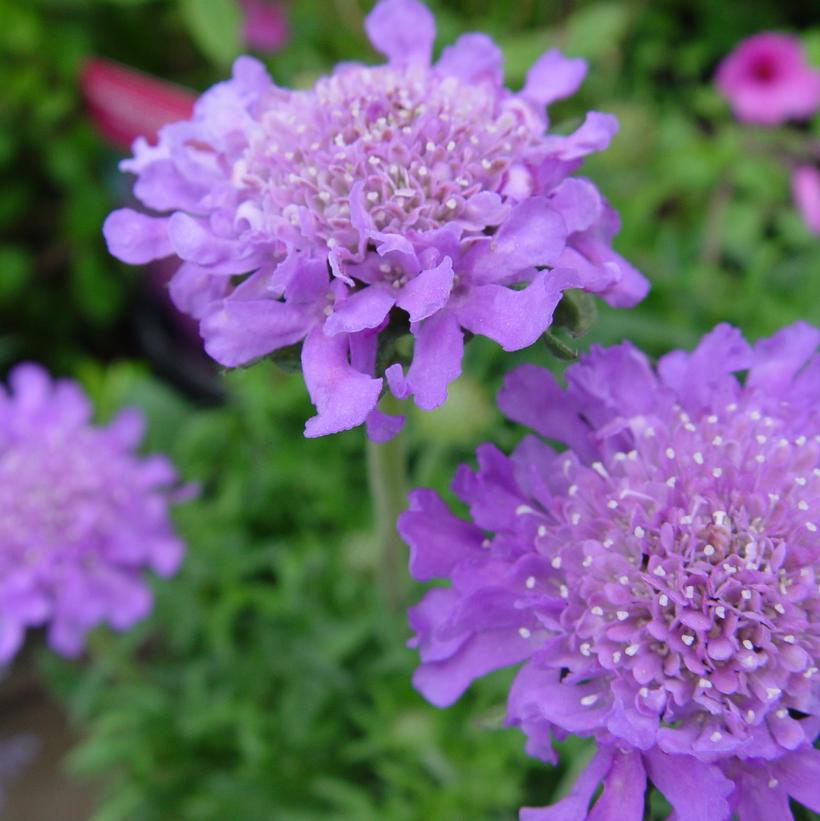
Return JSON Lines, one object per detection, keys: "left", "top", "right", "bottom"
{"left": 366, "top": 396, "right": 408, "bottom": 611}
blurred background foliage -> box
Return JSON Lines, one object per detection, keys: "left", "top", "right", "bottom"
{"left": 1, "top": 0, "right": 819, "bottom": 818}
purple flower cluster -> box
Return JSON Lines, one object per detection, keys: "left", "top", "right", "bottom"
{"left": 103, "top": 0, "right": 646, "bottom": 439}
{"left": 401, "top": 323, "right": 820, "bottom": 820}
{"left": 0, "top": 365, "right": 186, "bottom": 663}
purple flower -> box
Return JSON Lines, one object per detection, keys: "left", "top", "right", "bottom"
{"left": 716, "top": 32, "right": 820, "bottom": 125}
{"left": 0, "top": 364, "right": 187, "bottom": 663}
{"left": 792, "top": 165, "right": 820, "bottom": 234}
{"left": 401, "top": 323, "right": 820, "bottom": 820}
{"left": 103, "top": 0, "right": 646, "bottom": 439}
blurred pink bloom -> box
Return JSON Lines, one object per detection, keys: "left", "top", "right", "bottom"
{"left": 239, "top": 0, "right": 289, "bottom": 52}
{"left": 792, "top": 165, "right": 820, "bottom": 233}
{"left": 80, "top": 58, "right": 196, "bottom": 152}
{"left": 716, "top": 33, "right": 820, "bottom": 125}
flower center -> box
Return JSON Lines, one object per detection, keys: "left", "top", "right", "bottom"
{"left": 233, "top": 65, "right": 540, "bottom": 252}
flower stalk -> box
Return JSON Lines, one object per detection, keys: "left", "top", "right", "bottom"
{"left": 366, "top": 395, "right": 408, "bottom": 611}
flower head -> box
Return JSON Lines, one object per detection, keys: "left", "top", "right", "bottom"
{"left": 0, "top": 364, "right": 187, "bottom": 662}
{"left": 103, "top": 0, "right": 646, "bottom": 439}
{"left": 716, "top": 32, "right": 820, "bottom": 125}
{"left": 401, "top": 323, "right": 820, "bottom": 820}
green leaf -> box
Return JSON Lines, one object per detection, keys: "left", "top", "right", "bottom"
{"left": 179, "top": 0, "right": 241, "bottom": 68}
{"left": 542, "top": 329, "right": 578, "bottom": 361}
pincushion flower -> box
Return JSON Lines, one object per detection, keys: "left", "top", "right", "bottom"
{"left": 0, "top": 364, "right": 187, "bottom": 663}
{"left": 716, "top": 32, "right": 820, "bottom": 125}
{"left": 103, "top": 0, "right": 646, "bottom": 439}
{"left": 401, "top": 322, "right": 820, "bottom": 820}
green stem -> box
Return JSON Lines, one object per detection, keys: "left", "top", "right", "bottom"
{"left": 366, "top": 396, "right": 408, "bottom": 612}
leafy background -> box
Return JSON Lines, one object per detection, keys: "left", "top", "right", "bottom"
{"left": 1, "top": 0, "right": 819, "bottom": 818}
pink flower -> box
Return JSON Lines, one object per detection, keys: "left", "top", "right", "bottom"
{"left": 80, "top": 58, "right": 196, "bottom": 153}
{"left": 239, "top": 0, "right": 289, "bottom": 52}
{"left": 792, "top": 165, "right": 820, "bottom": 234}
{"left": 716, "top": 33, "right": 820, "bottom": 125}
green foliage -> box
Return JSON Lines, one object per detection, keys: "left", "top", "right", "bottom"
{"left": 44, "top": 363, "right": 558, "bottom": 820}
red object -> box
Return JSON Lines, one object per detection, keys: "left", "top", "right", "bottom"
{"left": 80, "top": 58, "right": 196, "bottom": 152}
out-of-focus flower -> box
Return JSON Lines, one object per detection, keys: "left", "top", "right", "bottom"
{"left": 239, "top": 0, "right": 289, "bottom": 52}
{"left": 103, "top": 0, "right": 646, "bottom": 440}
{"left": 792, "top": 165, "right": 820, "bottom": 234}
{"left": 80, "top": 58, "right": 196, "bottom": 153}
{"left": 716, "top": 33, "right": 820, "bottom": 125}
{"left": 0, "top": 364, "right": 188, "bottom": 663}
{"left": 401, "top": 323, "right": 820, "bottom": 820}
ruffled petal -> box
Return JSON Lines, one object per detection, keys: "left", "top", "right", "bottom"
{"left": 365, "top": 408, "right": 405, "bottom": 442}
{"left": 747, "top": 321, "right": 820, "bottom": 393}
{"left": 201, "top": 299, "right": 308, "bottom": 366}
{"left": 324, "top": 286, "right": 396, "bottom": 335}
{"left": 455, "top": 268, "right": 580, "bottom": 351}
{"left": 773, "top": 746, "right": 820, "bottom": 813}
{"left": 541, "top": 112, "right": 619, "bottom": 161}
{"left": 396, "top": 257, "right": 454, "bottom": 322}
{"left": 168, "top": 212, "right": 255, "bottom": 270}
{"left": 413, "top": 627, "right": 534, "bottom": 708}
{"left": 364, "top": 0, "right": 435, "bottom": 66}
{"left": 520, "top": 746, "right": 615, "bottom": 821}
{"left": 734, "top": 767, "right": 792, "bottom": 821}
{"left": 399, "top": 489, "right": 486, "bottom": 581}
{"left": 548, "top": 178, "right": 602, "bottom": 234}
{"left": 658, "top": 323, "right": 752, "bottom": 410}
{"left": 168, "top": 262, "right": 227, "bottom": 319}
{"left": 103, "top": 209, "right": 173, "bottom": 264}
{"left": 406, "top": 311, "right": 463, "bottom": 410}
{"left": 133, "top": 158, "right": 206, "bottom": 212}
{"left": 644, "top": 748, "right": 733, "bottom": 821}
{"left": 497, "top": 365, "right": 598, "bottom": 461}
{"left": 587, "top": 750, "right": 646, "bottom": 821}
{"left": 302, "top": 328, "right": 383, "bottom": 437}
{"left": 521, "top": 49, "right": 587, "bottom": 109}
{"left": 468, "top": 197, "right": 568, "bottom": 282}
{"left": 436, "top": 33, "right": 503, "bottom": 85}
